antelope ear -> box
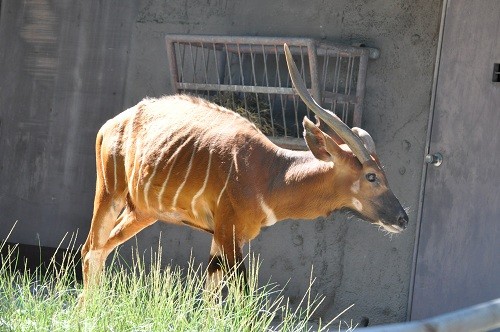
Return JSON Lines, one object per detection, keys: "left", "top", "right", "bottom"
{"left": 303, "top": 117, "right": 343, "bottom": 162}
{"left": 352, "top": 127, "right": 376, "bottom": 154}
{"left": 316, "top": 117, "right": 345, "bottom": 146}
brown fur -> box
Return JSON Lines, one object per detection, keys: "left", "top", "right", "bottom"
{"left": 80, "top": 94, "right": 407, "bottom": 296}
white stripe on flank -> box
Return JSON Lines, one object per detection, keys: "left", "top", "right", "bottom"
{"left": 191, "top": 151, "right": 212, "bottom": 217}
{"left": 112, "top": 153, "right": 117, "bottom": 192}
{"left": 157, "top": 147, "right": 183, "bottom": 210}
{"left": 129, "top": 140, "right": 140, "bottom": 201}
{"left": 172, "top": 142, "right": 197, "bottom": 207}
{"left": 135, "top": 152, "right": 145, "bottom": 201}
{"left": 216, "top": 163, "right": 233, "bottom": 206}
{"left": 259, "top": 196, "right": 277, "bottom": 226}
{"left": 143, "top": 140, "right": 174, "bottom": 210}
{"left": 144, "top": 172, "right": 156, "bottom": 210}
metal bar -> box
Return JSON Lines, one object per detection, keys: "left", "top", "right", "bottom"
{"left": 353, "top": 54, "right": 369, "bottom": 127}
{"left": 166, "top": 34, "right": 313, "bottom": 48}
{"left": 296, "top": 46, "right": 306, "bottom": 133}
{"left": 165, "top": 38, "right": 179, "bottom": 93}
{"left": 236, "top": 42, "right": 245, "bottom": 85}
{"left": 166, "top": 34, "right": 377, "bottom": 60}
{"left": 362, "top": 298, "right": 500, "bottom": 332}
{"left": 275, "top": 44, "right": 287, "bottom": 136}
{"left": 188, "top": 42, "right": 198, "bottom": 94}
{"left": 262, "top": 44, "right": 275, "bottom": 135}
{"left": 307, "top": 40, "right": 321, "bottom": 103}
{"left": 213, "top": 43, "right": 224, "bottom": 85}
{"left": 249, "top": 45, "right": 263, "bottom": 126}
{"left": 249, "top": 44, "right": 257, "bottom": 86}
{"left": 344, "top": 56, "right": 355, "bottom": 123}
{"left": 332, "top": 53, "right": 341, "bottom": 118}
{"left": 200, "top": 42, "right": 209, "bottom": 85}
{"left": 341, "top": 56, "right": 349, "bottom": 122}
{"left": 348, "top": 56, "right": 355, "bottom": 95}
{"left": 213, "top": 43, "right": 224, "bottom": 100}
{"left": 285, "top": 47, "right": 295, "bottom": 126}
{"left": 166, "top": 34, "right": 375, "bottom": 56}
{"left": 321, "top": 49, "right": 330, "bottom": 103}
{"left": 333, "top": 54, "right": 341, "bottom": 95}
{"left": 176, "top": 84, "right": 298, "bottom": 95}
{"left": 178, "top": 43, "right": 187, "bottom": 88}
{"left": 324, "top": 53, "right": 335, "bottom": 115}
{"left": 224, "top": 43, "right": 236, "bottom": 110}
{"left": 236, "top": 43, "right": 250, "bottom": 118}
{"left": 273, "top": 48, "right": 282, "bottom": 135}
{"left": 227, "top": 43, "right": 371, "bottom": 58}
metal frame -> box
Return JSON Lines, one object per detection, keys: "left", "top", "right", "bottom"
{"left": 165, "top": 34, "right": 377, "bottom": 150}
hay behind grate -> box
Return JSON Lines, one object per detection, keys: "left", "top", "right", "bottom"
{"left": 208, "top": 92, "right": 285, "bottom": 136}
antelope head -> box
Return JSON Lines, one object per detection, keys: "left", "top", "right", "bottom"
{"left": 284, "top": 44, "right": 408, "bottom": 233}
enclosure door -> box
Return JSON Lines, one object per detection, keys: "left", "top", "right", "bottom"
{"left": 410, "top": 0, "right": 500, "bottom": 320}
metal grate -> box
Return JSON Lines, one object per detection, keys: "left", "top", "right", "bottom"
{"left": 165, "top": 35, "right": 378, "bottom": 149}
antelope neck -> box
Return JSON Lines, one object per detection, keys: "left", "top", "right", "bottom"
{"left": 263, "top": 147, "right": 337, "bottom": 220}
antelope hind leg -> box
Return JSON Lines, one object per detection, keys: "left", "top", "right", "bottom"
{"left": 205, "top": 237, "right": 248, "bottom": 294}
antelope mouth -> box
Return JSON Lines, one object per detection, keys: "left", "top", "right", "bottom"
{"left": 377, "top": 221, "right": 404, "bottom": 234}
{"left": 339, "top": 208, "right": 405, "bottom": 234}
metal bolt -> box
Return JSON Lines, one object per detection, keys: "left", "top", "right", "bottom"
{"left": 425, "top": 153, "right": 443, "bottom": 167}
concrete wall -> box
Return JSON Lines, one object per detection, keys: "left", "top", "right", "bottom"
{"left": 0, "top": 0, "right": 442, "bottom": 325}
{"left": 0, "top": 0, "right": 139, "bottom": 247}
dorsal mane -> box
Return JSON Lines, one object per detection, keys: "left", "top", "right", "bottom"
{"left": 147, "top": 94, "right": 263, "bottom": 134}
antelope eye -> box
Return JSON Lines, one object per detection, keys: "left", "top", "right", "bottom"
{"left": 366, "top": 173, "right": 377, "bottom": 182}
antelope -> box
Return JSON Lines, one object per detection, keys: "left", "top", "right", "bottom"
{"left": 80, "top": 44, "right": 408, "bottom": 296}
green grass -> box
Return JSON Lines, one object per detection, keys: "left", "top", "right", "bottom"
{"left": 0, "top": 233, "right": 354, "bottom": 332}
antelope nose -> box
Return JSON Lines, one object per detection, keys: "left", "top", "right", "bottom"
{"left": 397, "top": 211, "right": 409, "bottom": 229}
